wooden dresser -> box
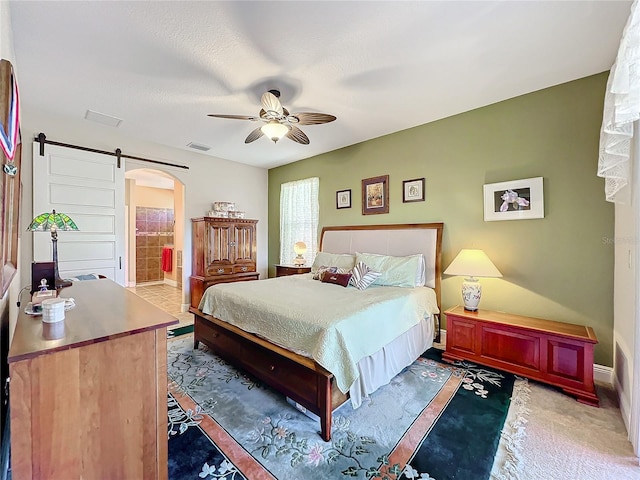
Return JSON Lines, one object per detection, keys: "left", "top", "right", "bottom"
{"left": 8, "top": 279, "right": 178, "bottom": 479}
{"left": 190, "top": 217, "right": 259, "bottom": 308}
{"left": 443, "top": 306, "right": 599, "bottom": 406}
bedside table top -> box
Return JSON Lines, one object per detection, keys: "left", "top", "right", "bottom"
{"left": 274, "top": 264, "right": 312, "bottom": 277}
{"left": 274, "top": 264, "right": 310, "bottom": 268}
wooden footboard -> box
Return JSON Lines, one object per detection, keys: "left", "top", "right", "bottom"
{"left": 189, "top": 307, "right": 348, "bottom": 441}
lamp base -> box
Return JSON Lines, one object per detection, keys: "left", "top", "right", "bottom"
{"left": 461, "top": 277, "right": 482, "bottom": 311}
{"left": 51, "top": 236, "right": 72, "bottom": 289}
{"left": 55, "top": 277, "right": 73, "bottom": 289}
{"left": 293, "top": 255, "right": 305, "bottom": 266}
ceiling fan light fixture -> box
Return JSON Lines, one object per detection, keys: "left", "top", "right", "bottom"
{"left": 208, "top": 90, "right": 335, "bottom": 145}
{"left": 261, "top": 121, "right": 289, "bottom": 143}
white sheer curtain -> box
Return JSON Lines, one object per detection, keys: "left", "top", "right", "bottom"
{"left": 598, "top": 0, "right": 640, "bottom": 203}
{"left": 279, "top": 177, "right": 319, "bottom": 265}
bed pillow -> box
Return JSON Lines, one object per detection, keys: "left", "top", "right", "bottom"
{"left": 349, "top": 261, "right": 381, "bottom": 290}
{"left": 320, "top": 271, "right": 353, "bottom": 287}
{"left": 310, "top": 252, "right": 356, "bottom": 274}
{"left": 313, "top": 265, "right": 349, "bottom": 280}
{"left": 355, "top": 252, "right": 422, "bottom": 288}
{"left": 415, "top": 254, "right": 426, "bottom": 286}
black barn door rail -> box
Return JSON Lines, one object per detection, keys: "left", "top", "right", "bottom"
{"left": 35, "top": 132, "right": 189, "bottom": 170}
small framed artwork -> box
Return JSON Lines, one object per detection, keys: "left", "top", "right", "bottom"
{"left": 336, "top": 189, "right": 351, "bottom": 209}
{"left": 403, "top": 178, "right": 425, "bottom": 203}
{"left": 483, "top": 177, "right": 544, "bottom": 221}
{"left": 362, "top": 175, "right": 389, "bottom": 215}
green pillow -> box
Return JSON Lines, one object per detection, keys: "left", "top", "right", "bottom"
{"left": 311, "top": 252, "right": 356, "bottom": 273}
{"left": 355, "top": 252, "right": 421, "bottom": 288}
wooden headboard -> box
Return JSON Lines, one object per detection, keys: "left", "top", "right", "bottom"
{"left": 319, "top": 223, "right": 444, "bottom": 315}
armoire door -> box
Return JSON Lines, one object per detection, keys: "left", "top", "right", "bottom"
{"left": 205, "top": 222, "right": 234, "bottom": 274}
{"left": 233, "top": 223, "right": 256, "bottom": 268}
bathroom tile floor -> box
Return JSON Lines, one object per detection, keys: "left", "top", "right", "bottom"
{"left": 126, "top": 283, "right": 193, "bottom": 329}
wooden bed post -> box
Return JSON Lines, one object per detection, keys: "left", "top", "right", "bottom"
{"left": 318, "top": 375, "right": 332, "bottom": 442}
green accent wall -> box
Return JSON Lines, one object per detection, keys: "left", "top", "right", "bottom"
{"left": 268, "top": 73, "right": 614, "bottom": 366}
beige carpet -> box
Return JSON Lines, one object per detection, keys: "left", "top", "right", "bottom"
{"left": 494, "top": 380, "right": 638, "bottom": 480}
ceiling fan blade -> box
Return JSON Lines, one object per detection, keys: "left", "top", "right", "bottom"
{"left": 261, "top": 92, "right": 283, "bottom": 116}
{"left": 286, "top": 126, "right": 310, "bottom": 145}
{"left": 244, "top": 127, "right": 265, "bottom": 144}
{"left": 208, "top": 114, "right": 260, "bottom": 121}
{"left": 288, "top": 112, "right": 337, "bottom": 125}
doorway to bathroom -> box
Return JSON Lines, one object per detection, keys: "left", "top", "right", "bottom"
{"left": 124, "top": 168, "right": 191, "bottom": 327}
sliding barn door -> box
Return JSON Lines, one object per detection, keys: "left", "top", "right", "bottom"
{"left": 32, "top": 142, "right": 125, "bottom": 285}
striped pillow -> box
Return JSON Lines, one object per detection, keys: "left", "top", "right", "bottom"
{"left": 349, "top": 261, "right": 381, "bottom": 290}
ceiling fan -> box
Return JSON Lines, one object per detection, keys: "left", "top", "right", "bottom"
{"left": 207, "top": 90, "right": 337, "bottom": 145}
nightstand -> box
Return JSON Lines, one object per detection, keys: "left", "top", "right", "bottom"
{"left": 275, "top": 264, "right": 311, "bottom": 277}
{"left": 443, "top": 305, "right": 599, "bottom": 406}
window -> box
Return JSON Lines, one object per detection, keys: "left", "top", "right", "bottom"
{"left": 280, "top": 177, "right": 319, "bottom": 265}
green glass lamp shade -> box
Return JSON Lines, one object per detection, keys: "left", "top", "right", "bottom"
{"left": 28, "top": 210, "right": 79, "bottom": 288}
{"left": 28, "top": 210, "right": 79, "bottom": 232}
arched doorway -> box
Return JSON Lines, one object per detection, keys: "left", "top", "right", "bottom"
{"left": 124, "top": 168, "right": 190, "bottom": 326}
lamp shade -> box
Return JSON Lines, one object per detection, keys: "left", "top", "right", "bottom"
{"left": 28, "top": 210, "right": 79, "bottom": 289}
{"left": 261, "top": 121, "right": 289, "bottom": 143}
{"left": 444, "top": 249, "right": 502, "bottom": 278}
{"left": 28, "top": 210, "right": 79, "bottom": 232}
{"left": 294, "top": 241, "right": 307, "bottom": 255}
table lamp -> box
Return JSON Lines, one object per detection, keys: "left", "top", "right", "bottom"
{"left": 444, "top": 249, "right": 502, "bottom": 311}
{"left": 293, "top": 241, "right": 307, "bottom": 265}
{"left": 28, "top": 209, "right": 79, "bottom": 289}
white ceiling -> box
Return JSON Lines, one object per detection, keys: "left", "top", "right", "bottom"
{"left": 10, "top": 1, "right": 632, "bottom": 170}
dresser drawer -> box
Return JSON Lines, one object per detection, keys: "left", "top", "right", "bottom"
{"left": 244, "top": 344, "right": 320, "bottom": 408}
{"left": 195, "top": 315, "right": 321, "bottom": 410}
{"left": 194, "top": 316, "right": 241, "bottom": 360}
{"left": 233, "top": 264, "right": 255, "bottom": 274}
{"left": 190, "top": 273, "right": 260, "bottom": 308}
{"left": 206, "top": 265, "right": 233, "bottom": 276}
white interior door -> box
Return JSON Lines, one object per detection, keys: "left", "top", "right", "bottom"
{"left": 32, "top": 142, "right": 125, "bottom": 285}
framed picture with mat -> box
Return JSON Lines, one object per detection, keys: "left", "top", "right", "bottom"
{"left": 31, "top": 261, "right": 55, "bottom": 293}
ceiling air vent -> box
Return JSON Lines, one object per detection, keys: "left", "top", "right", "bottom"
{"left": 84, "top": 109, "right": 122, "bottom": 127}
{"left": 187, "top": 142, "right": 211, "bottom": 152}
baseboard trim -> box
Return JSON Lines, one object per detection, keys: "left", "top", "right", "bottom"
{"left": 436, "top": 329, "right": 613, "bottom": 386}
{"left": 164, "top": 278, "right": 178, "bottom": 287}
{"left": 181, "top": 303, "right": 190, "bottom": 313}
{"left": 615, "top": 374, "right": 632, "bottom": 434}
{"left": 594, "top": 364, "right": 614, "bottom": 386}
{"left": 136, "top": 281, "right": 165, "bottom": 286}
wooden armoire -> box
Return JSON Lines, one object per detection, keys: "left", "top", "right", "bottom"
{"left": 190, "top": 217, "right": 259, "bottom": 308}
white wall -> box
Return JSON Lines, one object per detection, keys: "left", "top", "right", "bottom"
{"left": 19, "top": 108, "right": 269, "bottom": 306}
{"left": 613, "top": 132, "right": 639, "bottom": 448}
{"left": 0, "top": 3, "right": 13, "bottom": 58}
{"left": 614, "top": 197, "right": 636, "bottom": 431}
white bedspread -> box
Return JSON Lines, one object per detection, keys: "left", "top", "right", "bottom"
{"left": 198, "top": 274, "right": 439, "bottom": 393}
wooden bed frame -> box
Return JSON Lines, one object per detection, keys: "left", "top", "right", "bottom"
{"left": 190, "top": 223, "right": 443, "bottom": 441}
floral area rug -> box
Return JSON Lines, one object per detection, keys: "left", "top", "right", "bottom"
{"left": 167, "top": 336, "right": 526, "bottom": 480}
